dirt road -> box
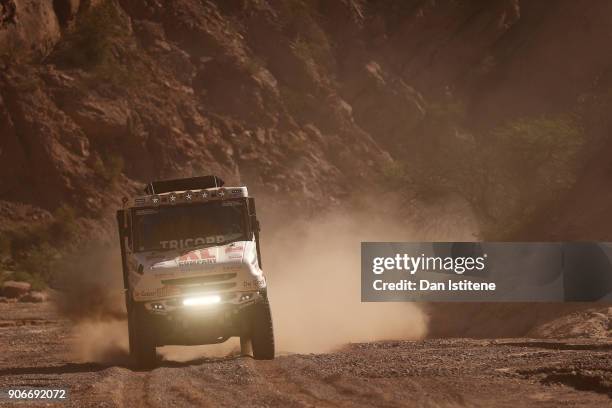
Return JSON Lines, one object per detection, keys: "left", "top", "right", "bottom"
{"left": 0, "top": 302, "right": 610, "bottom": 407}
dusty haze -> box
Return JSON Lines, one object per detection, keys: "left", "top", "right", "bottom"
{"left": 262, "top": 198, "right": 478, "bottom": 354}
{"left": 63, "top": 197, "right": 478, "bottom": 363}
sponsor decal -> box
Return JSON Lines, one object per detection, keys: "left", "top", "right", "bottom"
{"left": 136, "top": 285, "right": 180, "bottom": 298}
{"left": 242, "top": 278, "right": 265, "bottom": 290}
{"left": 178, "top": 248, "right": 217, "bottom": 266}
{"left": 225, "top": 245, "right": 244, "bottom": 253}
{"left": 159, "top": 232, "right": 243, "bottom": 250}
{"left": 160, "top": 235, "right": 226, "bottom": 249}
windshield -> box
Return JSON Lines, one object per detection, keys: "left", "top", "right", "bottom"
{"left": 132, "top": 200, "right": 247, "bottom": 252}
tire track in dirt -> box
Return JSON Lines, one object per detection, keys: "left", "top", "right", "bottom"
{"left": 247, "top": 358, "right": 345, "bottom": 407}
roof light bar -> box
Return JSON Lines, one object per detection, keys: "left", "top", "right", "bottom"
{"left": 144, "top": 175, "right": 225, "bottom": 195}
{"left": 132, "top": 186, "right": 248, "bottom": 207}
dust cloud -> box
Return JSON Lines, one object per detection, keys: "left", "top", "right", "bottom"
{"left": 70, "top": 320, "right": 130, "bottom": 365}
{"left": 261, "top": 198, "right": 478, "bottom": 353}
{"left": 52, "top": 245, "right": 130, "bottom": 364}
{"left": 59, "top": 196, "right": 477, "bottom": 363}
{"left": 54, "top": 245, "right": 126, "bottom": 321}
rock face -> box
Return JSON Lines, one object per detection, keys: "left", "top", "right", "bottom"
{"left": 345, "top": 61, "right": 426, "bottom": 151}
{"left": 529, "top": 307, "right": 612, "bottom": 339}
{"left": 0, "top": 0, "right": 62, "bottom": 60}
{"left": 1, "top": 280, "right": 31, "bottom": 298}
{"left": 0, "top": 0, "right": 611, "bottom": 242}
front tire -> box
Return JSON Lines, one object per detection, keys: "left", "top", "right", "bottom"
{"left": 128, "top": 303, "right": 157, "bottom": 368}
{"left": 250, "top": 300, "right": 275, "bottom": 360}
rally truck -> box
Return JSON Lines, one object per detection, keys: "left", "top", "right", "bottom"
{"left": 116, "top": 175, "right": 274, "bottom": 367}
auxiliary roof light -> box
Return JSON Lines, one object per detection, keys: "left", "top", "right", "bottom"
{"left": 132, "top": 186, "right": 248, "bottom": 208}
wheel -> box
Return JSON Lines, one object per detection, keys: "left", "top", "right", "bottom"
{"left": 128, "top": 302, "right": 157, "bottom": 368}
{"left": 249, "top": 300, "right": 275, "bottom": 360}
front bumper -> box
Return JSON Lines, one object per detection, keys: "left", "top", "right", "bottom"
{"left": 139, "top": 292, "right": 263, "bottom": 346}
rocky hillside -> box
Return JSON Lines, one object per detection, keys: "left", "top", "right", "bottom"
{"left": 1, "top": 0, "right": 612, "bottom": 274}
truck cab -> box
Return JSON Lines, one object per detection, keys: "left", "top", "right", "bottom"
{"left": 117, "top": 175, "right": 274, "bottom": 367}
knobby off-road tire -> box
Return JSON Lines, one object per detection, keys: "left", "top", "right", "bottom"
{"left": 246, "top": 299, "right": 275, "bottom": 360}
{"left": 128, "top": 303, "right": 157, "bottom": 368}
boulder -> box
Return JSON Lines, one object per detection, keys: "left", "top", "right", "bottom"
{"left": 19, "top": 290, "right": 47, "bottom": 303}
{"left": 1, "top": 280, "right": 31, "bottom": 298}
{"left": 0, "top": 0, "right": 61, "bottom": 61}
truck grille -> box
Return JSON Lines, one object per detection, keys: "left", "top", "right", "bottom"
{"left": 182, "top": 282, "right": 236, "bottom": 293}
{"left": 161, "top": 273, "right": 236, "bottom": 286}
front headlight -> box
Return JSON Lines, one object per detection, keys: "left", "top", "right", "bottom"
{"left": 239, "top": 292, "right": 256, "bottom": 302}
{"left": 182, "top": 295, "right": 221, "bottom": 306}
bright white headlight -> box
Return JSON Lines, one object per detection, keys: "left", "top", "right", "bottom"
{"left": 183, "top": 295, "right": 221, "bottom": 306}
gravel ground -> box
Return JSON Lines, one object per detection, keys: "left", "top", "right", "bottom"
{"left": 0, "top": 302, "right": 610, "bottom": 407}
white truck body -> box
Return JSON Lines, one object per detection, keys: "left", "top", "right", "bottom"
{"left": 128, "top": 239, "right": 266, "bottom": 305}
{"left": 117, "top": 177, "right": 274, "bottom": 366}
